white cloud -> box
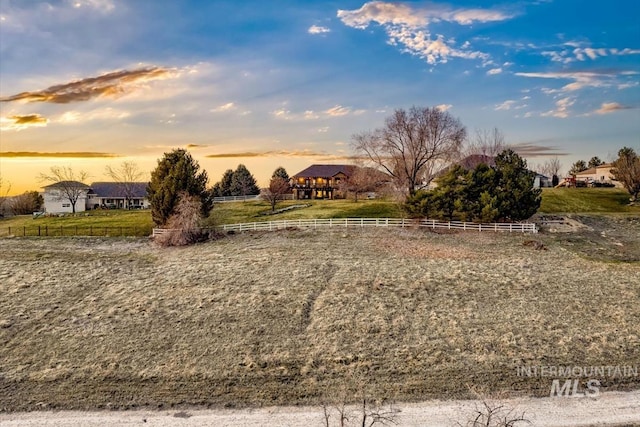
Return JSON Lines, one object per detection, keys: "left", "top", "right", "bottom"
{"left": 541, "top": 97, "right": 574, "bottom": 118}
{"left": 595, "top": 102, "right": 632, "bottom": 115}
{"left": 495, "top": 100, "right": 516, "bottom": 111}
{"left": 325, "top": 105, "right": 351, "bottom": 116}
{"left": 57, "top": 108, "right": 130, "bottom": 123}
{"left": 211, "top": 102, "right": 236, "bottom": 112}
{"left": 515, "top": 70, "right": 638, "bottom": 92}
{"left": 69, "top": 0, "right": 115, "bottom": 12}
{"left": 487, "top": 68, "right": 502, "bottom": 75}
{"left": 542, "top": 43, "right": 640, "bottom": 64}
{"left": 308, "top": 25, "right": 331, "bottom": 34}
{"left": 435, "top": 104, "right": 452, "bottom": 111}
{"left": 337, "top": 1, "right": 511, "bottom": 65}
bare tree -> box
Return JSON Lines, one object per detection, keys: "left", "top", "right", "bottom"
{"left": 463, "top": 127, "right": 507, "bottom": 168}
{"left": 39, "top": 166, "right": 90, "bottom": 213}
{"left": 611, "top": 146, "right": 640, "bottom": 202}
{"left": 10, "top": 191, "right": 44, "bottom": 215}
{"left": 0, "top": 176, "right": 11, "bottom": 216}
{"left": 339, "top": 166, "right": 387, "bottom": 202}
{"left": 352, "top": 106, "right": 466, "bottom": 196}
{"left": 261, "top": 177, "right": 291, "bottom": 211}
{"left": 105, "top": 161, "right": 145, "bottom": 209}
{"left": 155, "top": 192, "right": 206, "bottom": 246}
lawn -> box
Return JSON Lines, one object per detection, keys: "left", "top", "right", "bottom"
{"left": 539, "top": 187, "right": 638, "bottom": 214}
{"left": 0, "top": 189, "right": 636, "bottom": 237}
{"left": 1, "top": 219, "right": 638, "bottom": 411}
{"left": 0, "top": 209, "right": 154, "bottom": 237}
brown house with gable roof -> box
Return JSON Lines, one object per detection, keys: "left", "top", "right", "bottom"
{"left": 290, "top": 164, "right": 355, "bottom": 199}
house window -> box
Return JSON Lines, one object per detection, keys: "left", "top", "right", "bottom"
{"left": 62, "top": 203, "right": 70, "bottom": 207}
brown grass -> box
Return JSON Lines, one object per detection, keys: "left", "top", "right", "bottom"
{"left": 0, "top": 218, "right": 639, "bottom": 411}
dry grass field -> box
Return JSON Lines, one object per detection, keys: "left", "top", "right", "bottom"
{"left": 0, "top": 215, "right": 639, "bottom": 412}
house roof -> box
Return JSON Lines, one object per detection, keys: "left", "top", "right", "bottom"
{"left": 89, "top": 182, "right": 148, "bottom": 198}
{"left": 575, "top": 167, "right": 597, "bottom": 176}
{"left": 42, "top": 181, "right": 89, "bottom": 189}
{"left": 292, "top": 164, "right": 355, "bottom": 178}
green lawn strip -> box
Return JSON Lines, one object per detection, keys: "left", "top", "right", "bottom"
{"left": 540, "top": 188, "right": 638, "bottom": 214}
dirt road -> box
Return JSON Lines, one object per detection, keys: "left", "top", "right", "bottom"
{"left": 1, "top": 391, "right": 639, "bottom": 426}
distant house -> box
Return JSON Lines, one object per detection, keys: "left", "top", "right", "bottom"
{"left": 290, "top": 164, "right": 355, "bottom": 199}
{"left": 43, "top": 181, "right": 149, "bottom": 213}
{"left": 533, "top": 173, "right": 553, "bottom": 188}
{"left": 87, "top": 182, "right": 150, "bottom": 210}
{"left": 42, "top": 181, "right": 90, "bottom": 213}
{"left": 574, "top": 163, "right": 620, "bottom": 187}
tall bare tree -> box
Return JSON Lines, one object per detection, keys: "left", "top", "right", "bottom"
{"left": 39, "top": 166, "right": 90, "bottom": 213}
{"left": 352, "top": 106, "right": 466, "bottom": 196}
{"left": 105, "top": 161, "right": 145, "bottom": 209}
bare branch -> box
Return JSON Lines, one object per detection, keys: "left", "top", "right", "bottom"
{"left": 38, "top": 166, "right": 90, "bottom": 213}
{"left": 352, "top": 106, "right": 465, "bottom": 196}
{"left": 105, "top": 161, "right": 146, "bottom": 209}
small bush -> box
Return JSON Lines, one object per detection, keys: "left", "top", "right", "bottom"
{"left": 155, "top": 192, "right": 208, "bottom": 247}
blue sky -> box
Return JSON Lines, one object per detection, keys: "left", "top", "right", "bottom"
{"left": 1, "top": 0, "right": 639, "bottom": 193}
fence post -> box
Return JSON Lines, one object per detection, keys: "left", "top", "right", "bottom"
{"left": 8, "top": 227, "right": 10, "bottom": 236}
{"left": 329, "top": 218, "right": 332, "bottom": 227}
{"left": 509, "top": 223, "right": 513, "bottom": 232}
{"left": 479, "top": 223, "right": 481, "bottom": 232}
{"left": 90, "top": 226, "right": 93, "bottom": 236}
{"left": 45, "top": 226, "right": 48, "bottom": 236}
{"left": 23, "top": 226, "right": 26, "bottom": 236}
{"left": 38, "top": 226, "right": 41, "bottom": 236}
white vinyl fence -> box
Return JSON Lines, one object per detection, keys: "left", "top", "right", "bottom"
{"left": 152, "top": 217, "right": 537, "bottom": 237}
{"left": 213, "top": 194, "right": 294, "bottom": 203}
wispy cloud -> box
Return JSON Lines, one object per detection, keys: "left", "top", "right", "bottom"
{"left": 541, "top": 97, "right": 575, "bottom": 118}
{"left": 495, "top": 100, "right": 517, "bottom": 111}
{"left": 185, "top": 144, "right": 209, "bottom": 149}
{"left": 69, "top": 0, "right": 115, "bottom": 13}
{"left": 337, "top": 1, "right": 512, "bottom": 65}
{"left": 515, "top": 70, "right": 638, "bottom": 92}
{"left": 594, "top": 102, "right": 633, "bottom": 115}
{"left": 0, "top": 114, "right": 48, "bottom": 131}
{"left": 211, "top": 102, "right": 236, "bottom": 112}
{"left": 0, "top": 151, "right": 121, "bottom": 158}
{"left": 308, "top": 25, "right": 330, "bottom": 34}
{"left": 435, "top": 104, "right": 452, "bottom": 111}
{"left": 542, "top": 44, "right": 640, "bottom": 64}
{"left": 510, "top": 143, "right": 570, "bottom": 157}
{"left": 0, "top": 67, "right": 179, "bottom": 104}
{"left": 205, "top": 149, "right": 353, "bottom": 160}
{"left": 487, "top": 68, "right": 502, "bottom": 75}
{"left": 271, "top": 105, "right": 364, "bottom": 120}
{"left": 57, "top": 108, "right": 130, "bottom": 123}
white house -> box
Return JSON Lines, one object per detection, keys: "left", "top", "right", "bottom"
{"left": 43, "top": 181, "right": 150, "bottom": 213}
{"left": 42, "top": 181, "right": 90, "bottom": 213}
{"left": 575, "top": 163, "right": 621, "bottom": 187}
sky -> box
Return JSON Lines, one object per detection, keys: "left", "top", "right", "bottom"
{"left": 1, "top": 0, "right": 639, "bottom": 194}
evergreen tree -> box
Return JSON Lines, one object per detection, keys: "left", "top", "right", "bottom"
{"left": 493, "top": 149, "right": 541, "bottom": 221}
{"left": 147, "top": 149, "right": 212, "bottom": 226}
{"left": 212, "top": 169, "right": 234, "bottom": 197}
{"left": 569, "top": 160, "right": 588, "bottom": 175}
{"left": 230, "top": 164, "right": 259, "bottom": 196}
{"left": 588, "top": 156, "right": 604, "bottom": 168}
{"left": 272, "top": 166, "right": 289, "bottom": 181}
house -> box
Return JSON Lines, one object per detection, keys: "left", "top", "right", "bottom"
{"left": 87, "top": 182, "right": 150, "bottom": 210}
{"left": 43, "top": 181, "right": 150, "bottom": 213}
{"left": 533, "top": 173, "right": 553, "bottom": 188}
{"left": 574, "top": 163, "right": 620, "bottom": 187}
{"left": 42, "top": 181, "right": 90, "bottom": 213}
{"left": 290, "top": 164, "right": 355, "bottom": 199}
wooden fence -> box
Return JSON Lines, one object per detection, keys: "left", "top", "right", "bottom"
{"left": 152, "top": 218, "right": 537, "bottom": 237}
{"left": 0, "top": 225, "right": 152, "bottom": 237}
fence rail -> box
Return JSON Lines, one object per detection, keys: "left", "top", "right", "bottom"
{"left": 152, "top": 217, "right": 537, "bottom": 237}
{"left": 212, "top": 194, "right": 295, "bottom": 203}
{"left": 0, "top": 225, "right": 152, "bottom": 237}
